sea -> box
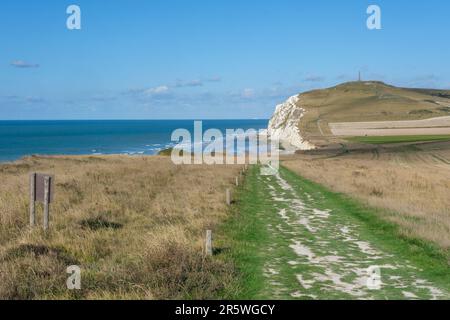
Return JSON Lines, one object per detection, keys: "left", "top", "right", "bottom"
{"left": 0, "top": 120, "right": 269, "bottom": 162}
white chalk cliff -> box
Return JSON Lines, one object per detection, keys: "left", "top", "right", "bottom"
{"left": 268, "top": 94, "right": 315, "bottom": 150}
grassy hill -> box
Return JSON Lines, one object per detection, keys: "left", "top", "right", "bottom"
{"left": 295, "top": 81, "right": 450, "bottom": 146}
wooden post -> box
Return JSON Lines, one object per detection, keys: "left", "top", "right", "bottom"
{"left": 235, "top": 176, "right": 239, "bottom": 186}
{"left": 226, "top": 188, "right": 231, "bottom": 206}
{"left": 29, "top": 173, "right": 36, "bottom": 227}
{"left": 205, "top": 230, "right": 212, "bottom": 256}
{"left": 43, "top": 176, "right": 50, "bottom": 231}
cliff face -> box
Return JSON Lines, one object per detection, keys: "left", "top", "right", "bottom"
{"left": 268, "top": 81, "right": 450, "bottom": 150}
{"left": 268, "top": 94, "right": 315, "bottom": 150}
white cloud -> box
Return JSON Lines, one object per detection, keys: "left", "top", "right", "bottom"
{"left": 206, "top": 76, "right": 222, "bottom": 82}
{"left": 26, "top": 97, "right": 45, "bottom": 103}
{"left": 175, "top": 79, "right": 203, "bottom": 88}
{"left": 10, "top": 60, "right": 40, "bottom": 68}
{"left": 144, "top": 85, "right": 170, "bottom": 96}
{"left": 242, "top": 88, "right": 255, "bottom": 98}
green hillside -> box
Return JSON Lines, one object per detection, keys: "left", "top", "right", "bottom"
{"left": 295, "top": 81, "right": 450, "bottom": 146}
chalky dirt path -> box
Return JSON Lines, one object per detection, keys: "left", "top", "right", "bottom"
{"left": 257, "top": 167, "right": 449, "bottom": 300}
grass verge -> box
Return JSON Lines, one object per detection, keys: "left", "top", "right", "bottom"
{"left": 281, "top": 167, "right": 450, "bottom": 293}
{"left": 347, "top": 135, "right": 450, "bottom": 144}
{"left": 216, "top": 165, "right": 272, "bottom": 299}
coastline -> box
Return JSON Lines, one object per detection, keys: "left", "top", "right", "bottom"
{"left": 0, "top": 119, "right": 269, "bottom": 163}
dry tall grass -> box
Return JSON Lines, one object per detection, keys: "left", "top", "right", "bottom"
{"left": 0, "top": 155, "right": 243, "bottom": 299}
{"left": 282, "top": 142, "right": 450, "bottom": 250}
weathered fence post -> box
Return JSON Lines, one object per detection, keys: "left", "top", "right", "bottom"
{"left": 29, "top": 173, "right": 36, "bottom": 227}
{"left": 29, "top": 173, "right": 54, "bottom": 231}
{"left": 43, "top": 176, "right": 50, "bottom": 231}
{"left": 226, "top": 188, "right": 231, "bottom": 206}
{"left": 205, "top": 230, "right": 212, "bottom": 256}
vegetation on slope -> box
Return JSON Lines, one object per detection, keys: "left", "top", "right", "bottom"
{"left": 348, "top": 135, "right": 450, "bottom": 144}
{"left": 291, "top": 81, "right": 450, "bottom": 146}
{"left": 0, "top": 155, "right": 242, "bottom": 299}
{"left": 285, "top": 140, "right": 450, "bottom": 249}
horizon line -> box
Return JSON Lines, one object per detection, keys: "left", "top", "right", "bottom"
{"left": 0, "top": 118, "right": 270, "bottom": 121}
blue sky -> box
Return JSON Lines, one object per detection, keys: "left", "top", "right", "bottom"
{"left": 1, "top": 0, "right": 449, "bottom": 120}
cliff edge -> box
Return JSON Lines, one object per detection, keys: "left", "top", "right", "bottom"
{"left": 268, "top": 94, "right": 315, "bottom": 150}
{"left": 267, "top": 81, "right": 450, "bottom": 149}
